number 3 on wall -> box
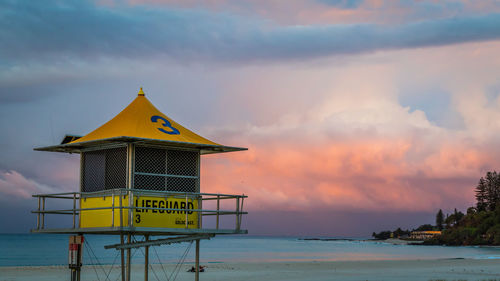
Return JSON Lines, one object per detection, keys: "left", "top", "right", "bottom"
{"left": 151, "top": 115, "right": 180, "bottom": 135}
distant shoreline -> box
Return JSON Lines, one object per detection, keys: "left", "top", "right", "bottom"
{"left": 298, "top": 238, "right": 366, "bottom": 242}
{"left": 298, "top": 237, "right": 425, "bottom": 245}
{"left": 300, "top": 237, "right": 500, "bottom": 248}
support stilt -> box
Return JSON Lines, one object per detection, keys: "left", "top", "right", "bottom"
{"left": 126, "top": 234, "right": 132, "bottom": 281}
{"left": 106, "top": 234, "right": 212, "bottom": 281}
{"left": 70, "top": 265, "right": 81, "bottom": 281}
{"left": 144, "top": 235, "right": 149, "bottom": 281}
{"left": 121, "top": 234, "right": 125, "bottom": 281}
{"left": 71, "top": 269, "right": 77, "bottom": 281}
{"left": 195, "top": 239, "right": 200, "bottom": 281}
{"left": 69, "top": 235, "right": 83, "bottom": 281}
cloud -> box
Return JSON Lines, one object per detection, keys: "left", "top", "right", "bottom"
{"left": 0, "top": 170, "right": 77, "bottom": 233}
{"left": 317, "top": 0, "right": 365, "bottom": 9}
{"left": 196, "top": 41, "right": 500, "bottom": 216}
{"left": 201, "top": 125, "right": 496, "bottom": 215}
{"left": 126, "top": 0, "right": 500, "bottom": 25}
{"left": 2, "top": 0, "right": 500, "bottom": 66}
{"left": 1, "top": 40, "right": 498, "bottom": 217}
{"left": 0, "top": 170, "right": 57, "bottom": 200}
{"left": 0, "top": 5, "right": 499, "bottom": 235}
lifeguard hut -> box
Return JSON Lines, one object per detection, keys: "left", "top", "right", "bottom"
{"left": 31, "top": 88, "right": 248, "bottom": 281}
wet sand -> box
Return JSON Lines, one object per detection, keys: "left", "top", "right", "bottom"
{"left": 1, "top": 258, "right": 500, "bottom": 281}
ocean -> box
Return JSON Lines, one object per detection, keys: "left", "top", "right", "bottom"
{"left": 1, "top": 234, "right": 500, "bottom": 267}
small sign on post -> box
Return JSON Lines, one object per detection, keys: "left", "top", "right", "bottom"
{"left": 69, "top": 235, "right": 84, "bottom": 281}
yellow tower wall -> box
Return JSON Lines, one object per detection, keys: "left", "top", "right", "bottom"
{"left": 80, "top": 194, "right": 199, "bottom": 229}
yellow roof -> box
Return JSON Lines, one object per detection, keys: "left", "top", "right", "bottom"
{"left": 35, "top": 89, "right": 246, "bottom": 154}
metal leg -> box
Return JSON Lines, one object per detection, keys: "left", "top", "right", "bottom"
{"left": 239, "top": 196, "right": 245, "bottom": 229}
{"left": 41, "top": 197, "right": 45, "bottom": 229}
{"left": 144, "top": 235, "right": 149, "bottom": 281}
{"left": 77, "top": 240, "right": 82, "bottom": 281}
{"left": 37, "top": 197, "right": 40, "bottom": 230}
{"left": 216, "top": 195, "right": 220, "bottom": 230}
{"left": 121, "top": 234, "right": 125, "bottom": 281}
{"left": 73, "top": 193, "right": 77, "bottom": 229}
{"left": 235, "top": 197, "right": 240, "bottom": 231}
{"left": 195, "top": 239, "right": 200, "bottom": 281}
{"left": 127, "top": 234, "right": 132, "bottom": 281}
{"left": 69, "top": 235, "right": 82, "bottom": 281}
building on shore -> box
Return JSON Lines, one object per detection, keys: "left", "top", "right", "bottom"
{"left": 409, "top": 230, "right": 441, "bottom": 240}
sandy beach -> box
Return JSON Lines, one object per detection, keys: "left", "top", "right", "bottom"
{"left": 1, "top": 258, "right": 500, "bottom": 281}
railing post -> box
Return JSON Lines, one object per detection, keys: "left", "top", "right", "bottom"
{"left": 216, "top": 195, "right": 220, "bottom": 230}
{"left": 185, "top": 195, "right": 188, "bottom": 228}
{"left": 239, "top": 196, "right": 245, "bottom": 229}
{"left": 235, "top": 197, "right": 240, "bottom": 231}
{"left": 72, "top": 193, "right": 77, "bottom": 229}
{"left": 198, "top": 194, "right": 202, "bottom": 229}
{"left": 41, "top": 197, "right": 45, "bottom": 229}
{"left": 129, "top": 190, "right": 133, "bottom": 227}
{"left": 119, "top": 191, "right": 123, "bottom": 228}
{"left": 111, "top": 191, "right": 115, "bottom": 227}
{"left": 36, "top": 197, "right": 40, "bottom": 230}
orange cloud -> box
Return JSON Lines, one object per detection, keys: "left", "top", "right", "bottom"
{"left": 201, "top": 132, "right": 497, "bottom": 214}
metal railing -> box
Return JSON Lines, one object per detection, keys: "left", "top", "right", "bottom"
{"left": 32, "top": 189, "right": 247, "bottom": 232}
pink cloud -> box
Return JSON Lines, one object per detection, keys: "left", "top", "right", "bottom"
{"left": 0, "top": 170, "right": 56, "bottom": 200}
{"left": 201, "top": 134, "right": 495, "bottom": 214}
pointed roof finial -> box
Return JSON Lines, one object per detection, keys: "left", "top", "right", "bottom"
{"left": 138, "top": 87, "right": 145, "bottom": 96}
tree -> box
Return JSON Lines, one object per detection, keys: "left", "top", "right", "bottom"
{"left": 436, "top": 209, "right": 444, "bottom": 230}
{"left": 474, "top": 171, "right": 500, "bottom": 212}
{"left": 476, "top": 177, "right": 488, "bottom": 211}
{"left": 393, "top": 227, "right": 410, "bottom": 238}
{"left": 372, "top": 231, "right": 391, "bottom": 240}
{"left": 445, "top": 213, "right": 451, "bottom": 228}
{"left": 445, "top": 214, "right": 455, "bottom": 227}
{"left": 466, "top": 207, "right": 476, "bottom": 216}
{"left": 454, "top": 209, "right": 464, "bottom": 225}
{"left": 485, "top": 171, "right": 500, "bottom": 211}
{"left": 451, "top": 208, "right": 465, "bottom": 225}
{"left": 415, "top": 224, "right": 434, "bottom": 231}
{"left": 432, "top": 171, "right": 500, "bottom": 245}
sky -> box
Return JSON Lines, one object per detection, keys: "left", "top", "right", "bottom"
{"left": 1, "top": 0, "right": 500, "bottom": 236}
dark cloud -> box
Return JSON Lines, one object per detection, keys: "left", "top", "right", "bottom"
{"left": 1, "top": 0, "right": 500, "bottom": 65}
{"left": 0, "top": 84, "right": 65, "bottom": 104}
